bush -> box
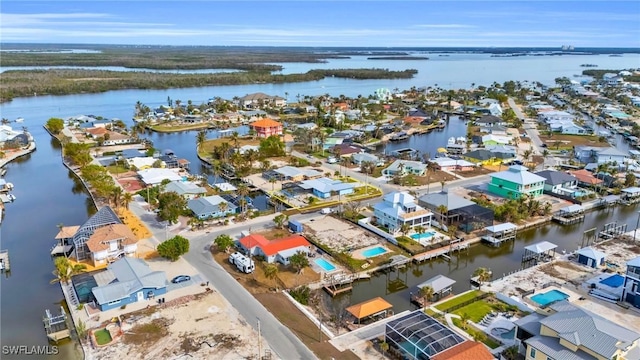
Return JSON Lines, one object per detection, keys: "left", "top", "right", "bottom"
{"left": 157, "top": 235, "right": 190, "bottom": 261}
{"left": 289, "top": 286, "right": 311, "bottom": 305}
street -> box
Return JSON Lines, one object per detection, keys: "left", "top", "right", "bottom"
{"left": 508, "top": 97, "right": 560, "bottom": 168}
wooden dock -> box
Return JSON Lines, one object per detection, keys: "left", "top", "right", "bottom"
{"left": 322, "top": 272, "right": 370, "bottom": 297}
{"left": 552, "top": 213, "right": 585, "bottom": 225}
{"left": 598, "top": 221, "right": 628, "bottom": 240}
{"left": 0, "top": 249, "right": 10, "bottom": 272}
{"left": 43, "top": 307, "right": 71, "bottom": 343}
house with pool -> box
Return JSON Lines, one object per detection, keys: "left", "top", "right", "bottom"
{"left": 514, "top": 301, "right": 640, "bottom": 360}
{"left": 373, "top": 192, "right": 433, "bottom": 234}
{"left": 488, "top": 165, "right": 546, "bottom": 199}
{"left": 238, "top": 234, "right": 311, "bottom": 265}
{"left": 90, "top": 257, "right": 167, "bottom": 311}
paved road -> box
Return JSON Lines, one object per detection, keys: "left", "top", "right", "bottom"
{"left": 129, "top": 198, "right": 318, "bottom": 359}
{"left": 508, "top": 97, "right": 560, "bottom": 168}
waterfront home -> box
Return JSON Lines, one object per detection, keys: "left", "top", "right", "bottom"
{"left": 385, "top": 311, "right": 494, "bottom": 360}
{"left": 264, "top": 166, "right": 322, "bottom": 182}
{"left": 85, "top": 127, "right": 108, "bottom": 139}
{"left": 514, "top": 301, "right": 640, "bottom": 360}
{"left": 428, "top": 157, "right": 476, "bottom": 172}
{"left": 623, "top": 256, "right": 640, "bottom": 308}
{"left": 488, "top": 165, "right": 546, "bottom": 199}
{"left": 479, "top": 124, "right": 508, "bottom": 135}
{"left": 464, "top": 148, "right": 513, "bottom": 165}
{"left": 331, "top": 143, "right": 364, "bottom": 158}
{"left": 91, "top": 257, "right": 167, "bottom": 311}
{"left": 535, "top": 170, "right": 579, "bottom": 197}
{"left": 52, "top": 225, "right": 80, "bottom": 257}
{"left": 238, "top": 234, "right": 311, "bottom": 265}
{"left": 163, "top": 180, "right": 206, "bottom": 200}
{"left": 382, "top": 160, "right": 427, "bottom": 177}
{"left": 85, "top": 224, "right": 139, "bottom": 267}
{"left": 298, "top": 177, "right": 355, "bottom": 199}
{"left": 187, "top": 195, "right": 237, "bottom": 219}
{"left": 475, "top": 115, "right": 504, "bottom": 127}
{"left": 62, "top": 206, "right": 122, "bottom": 262}
{"left": 128, "top": 156, "right": 163, "bottom": 170}
{"left": 373, "top": 192, "right": 432, "bottom": 233}
{"left": 537, "top": 110, "right": 574, "bottom": 122}
{"left": 138, "top": 168, "right": 183, "bottom": 186}
{"left": 249, "top": 118, "right": 283, "bottom": 138}
{"left": 418, "top": 191, "right": 493, "bottom": 228}
{"left": 351, "top": 152, "right": 383, "bottom": 166}
{"left": 569, "top": 169, "right": 604, "bottom": 188}
{"left": 102, "top": 131, "right": 133, "bottom": 146}
{"left": 238, "top": 92, "right": 286, "bottom": 109}
{"left": 487, "top": 102, "right": 503, "bottom": 117}
{"left": 481, "top": 134, "right": 512, "bottom": 146}
{"left": 119, "top": 148, "right": 145, "bottom": 159}
{"left": 574, "top": 146, "right": 628, "bottom": 165}
{"left": 235, "top": 144, "right": 260, "bottom": 155}
{"left": 575, "top": 247, "right": 605, "bottom": 269}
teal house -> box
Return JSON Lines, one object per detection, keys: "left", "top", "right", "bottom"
{"left": 488, "top": 165, "right": 546, "bottom": 199}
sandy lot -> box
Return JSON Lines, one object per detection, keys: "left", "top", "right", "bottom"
{"left": 88, "top": 291, "right": 272, "bottom": 360}
{"left": 302, "top": 215, "right": 381, "bottom": 252}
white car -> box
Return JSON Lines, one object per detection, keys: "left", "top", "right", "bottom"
{"left": 327, "top": 157, "right": 337, "bottom": 164}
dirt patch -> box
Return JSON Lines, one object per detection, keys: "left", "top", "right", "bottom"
{"left": 456, "top": 167, "right": 495, "bottom": 178}
{"left": 123, "top": 318, "right": 172, "bottom": 347}
{"left": 256, "top": 293, "right": 360, "bottom": 360}
{"left": 255, "top": 228, "right": 291, "bottom": 240}
{"left": 538, "top": 134, "right": 606, "bottom": 148}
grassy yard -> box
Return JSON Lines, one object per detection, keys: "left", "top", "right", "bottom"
{"left": 452, "top": 318, "right": 501, "bottom": 349}
{"left": 451, "top": 299, "right": 494, "bottom": 323}
{"left": 396, "top": 236, "right": 425, "bottom": 255}
{"left": 538, "top": 133, "right": 607, "bottom": 150}
{"left": 94, "top": 328, "right": 112, "bottom": 345}
{"left": 434, "top": 290, "right": 483, "bottom": 311}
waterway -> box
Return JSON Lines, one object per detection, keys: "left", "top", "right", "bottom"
{"left": 1, "top": 53, "right": 639, "bottom": 359}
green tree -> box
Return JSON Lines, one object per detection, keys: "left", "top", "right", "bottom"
{"left": 473, "top": 267, "right": 492, "bottom": 285}
{"left": 157, "top": 235, "right": 190, "bottom": 261}
{"left": 459, "top": 312, "right": 470, "bottom": 330}
{"left": 502, "top": 346, "right": 519, "bottom": 360}
{"left": 625, "top": 173, "right": 637, "bottom": 187}
{"left": 290, "top": 252, "right": 309, "bottom": 274}
{"left": 399, "top": 222, "right": 411, "bottom": 237}
{"left": 380, "top": 342, "right": 389, "bottom": 355}
{"left": 259, "top": 135, "right": 286, "bottom": 157}
{"left": 419, "top": 285, "right": 434, "bottom": 307}
{"left": 196, "top": 130, "right": 207, "bottom": 150}
{"left": 46, "top": 117, "right": 65, "bottom": 134}
{"left": 264, "top": 263, "right": 279, "bottom": 291}
{"left": 157, "top": 191, "right": 187, "bottom": 224}
{"left": 50, "top": 257, "right": 86, "bottom": 284}
{"left": 273, "top": 214, "right": 288, "bottom": 229}
{"left": 214, "top": 234, "right": 235, "bottom": 253}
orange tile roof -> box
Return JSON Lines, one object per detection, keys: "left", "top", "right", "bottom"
{"left": 239, "top": 234, "right": 310, "bottom": 256}
{"left": 570, "top": 169, "right": 603, "bottom": 185}
{"left": 86, "top": 127, "right": 108, "bottom": 135}
{"left": 86, "top": 224, "right": 138, "bottom": 252}
{"left": 431, "top": 341, "right": 494, "bottom": 360}
{"left": 346, "top": 297, "right": 393, "bottom": 319}
{"left": 55, "top": 225, "right": 80, "bottom": 239}
{"left": 250, "top": 118, "right": 282, "bottom": 129}
{"left": 403, "top": 116, "right": 423, "bottom": 124}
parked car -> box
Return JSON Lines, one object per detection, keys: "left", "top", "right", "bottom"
{"left": 171, "top": 275, "right": 191, "bottom": 284}
{"left": 327, "top": 157, "right": 338, "bottom": 164}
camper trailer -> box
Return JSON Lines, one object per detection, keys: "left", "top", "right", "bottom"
{"left": 229, "top": 252, "right": 255, "bottom": 274}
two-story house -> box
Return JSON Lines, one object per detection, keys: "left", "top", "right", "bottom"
{"left": 238, "top": 92, "right": 286, "bottom": 109}
{"left": 373, "top": 192, "right": 433, "bottom": 233}
{"left": 535, "top": 170, "right": 579, "bottom": 197}
{"left": 85, "top": 224, "right": 139, "bottom": 267}
{"left": 488, "top": 165, "right": 546, "bottom": 199}
{"left": 249, "top": 118, "right": 283, "bottom": 138}
{"left": 514, "top": 301, "right": 640, "bottom": 360}
{"left": 574, "top": 146, "right": 628, "bottom": 166}
{"left": 623, "top": 256, "right": 640, "bottom": 308}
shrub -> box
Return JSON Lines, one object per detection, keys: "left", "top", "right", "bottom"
{"left": 157, "top": 235, "right": 190, "bottom": 261}
{"left": 289, "top": 286, "right": 311, "bottom": 305}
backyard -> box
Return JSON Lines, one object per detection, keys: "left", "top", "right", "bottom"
{"left": 94, "top": 328, "right": 112, "bottom": 346}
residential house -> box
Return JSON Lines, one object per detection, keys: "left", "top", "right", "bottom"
{"left": 514, "top": 301, "right": 640, "bottom": 360}
{"left": 90, "top": 257, "right": 167, "bottom": 311}
{"left": 351, "top": 152, "right": 383, "bottom": 166}
{"left": 382, "top": 160, "right": 427, "bottom": 177}
{"left": 138, "top": 168, "right": 182, "bottom": 186}
{"left": 481, "top": 134, "right": 512, "bottom": 146}
{"left": 574, "top": 146, "right": 628, "bottom": 165}
{"left": 65, "top": 206, "right": 123, "bottom": 262}
{"left": 465, "top": 149, "right": 514, "bottom": 165}
{"left": 163, "top": 181, "right": 206, "bottom": 200}
{"left": 569, "top": 169, "right": 604, "bottom": 188}
{"left": 331, "top": 143, "right": 364, "bottom": 158}
{"left": 488, "top": 102, "right": 503, "bottom": 117}
{"left": 249, "top": 118, "right": 283, "bottom": 138}
{"left": 128, "top": 156, "right": 162, "bottom": 170}
{"left": 298, "top": 177, "right": 355, "bottom": 199}
{"left": 535, "top": 170, "right": 579, "bottom": 196}
{"left": 235, "top": 145, "right": 260, "bottom": 155}
{"left": 267, "top": 166, "right": 322, "bottom": 181}
{"left": 488, "top": 165, "right": 546, "bottom": 198}
{"left": 547, "top": 121, "right": 586, "bottom": 135}
{"left": 429, "top": 157, "right": 476, "bottom": 172}
{"left": 238, "top": 92, "right": 286, "bottom": 109}
{"left": 238, "top": 234, "right": 311, "bottom": 265}
{"left": 85, "top": 127, "right": 108, "bottom": 139}
{"left": 102, "top": 131, "right": 132, "bottom": 146}
{"left": 475, "top": 115, "right": 504, "bottom": 127}
{"left": 373, "top": 192, "right": 433, "bottom": 233}
{"left": 623, "top": 256, "right": 640, "bottom": 308}
{"left": 537, "top": 110, "right": 574, "bottom": 123}
{"left": 85, "top": 224, "right": 139, "bottom": 267}
{"left": 187, "top": 195, "right": 237, "bottom": 219}
{"left": 418, "top": 191, "right": 487, "bottom": 226}
{"left": 479, "top": 124, "right": 508, "bottom": 135}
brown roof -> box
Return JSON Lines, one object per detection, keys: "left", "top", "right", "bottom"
{"left": 85, "top": 224, "right": 137, "bottom": 253}
{"left": 86, "top": 127, "right": 108, "bottom": 136}
{"left": 55, "top": 225, "right": 80, "bottom": 239}
{"left": 432, "top": 341, "right": 494, "bottom": 360}
{"left": 570, "top": 169, "right": 603, "bottom": 185}
{"left": 346, "top": 297, "right": 392, "bottom": 319}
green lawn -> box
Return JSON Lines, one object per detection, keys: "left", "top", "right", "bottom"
{"left": 451, "top": 299, "right": 494, "bottom": 323}
{"left": 434, "top": 290, "right": 484, "bottom": 311}
{"left": 452, "top": 319, "right": 500, "bottom": 349}
{"left": 94, "top": 328, "right": 112, "bottom": 345}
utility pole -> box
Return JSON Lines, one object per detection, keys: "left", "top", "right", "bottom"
{"left": 257, "top": 318, "right": 262, "bottom": 360}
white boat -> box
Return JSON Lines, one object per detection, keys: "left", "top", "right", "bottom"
{"left": 7, "top": 194, "right": 15, "bottom": 202}
{"left": 15, "top": 118, "right": 24, "bottom": 123}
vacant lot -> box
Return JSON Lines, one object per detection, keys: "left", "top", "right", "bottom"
{"left": 538, "top": 134, "right": 607, "bottom": 149}
{"left": 303, "top": 215, "right": 381, "bottom": 252}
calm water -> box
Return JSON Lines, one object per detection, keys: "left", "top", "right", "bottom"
{"left": 1, "top": 53, "right": 640, "bottom": 358}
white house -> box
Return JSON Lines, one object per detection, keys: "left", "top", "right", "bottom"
{"left": 538, "top": 110, "right": 574, "bottom": 123}
{"left": 85, "top": 224, "right": 139, "bottom": 267}
{"left": 383, "top": 160, "right": 428, "bottom": 176}
{"left": 128, "top": 156, "right": 162, "bottom": 170}
{"left": 535, "top": 170, "right": 579, "bottom": 196}
{"left": 163, "top": 181, "right": 206, "bottom": 200}
{"left": 138, "top": 168, "right": 183, "bottom": 186}
{"left": 373, "top": 192, "right": 433, "bottom": 233}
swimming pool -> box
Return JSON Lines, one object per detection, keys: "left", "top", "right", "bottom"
{"left": 410, "top": 231, "right": 436, "bottom": 240}
{"left": 531, "top": 289, "right": 569, "bottom": 307}
{"left": 362, "top": 246, "right": 388, "bottom": 258}
{"left": 600, "top": 274, "right": 625, "bottom": 288}
{"left": 314, "top": 258, "right": 336, "bottom": 272}
{"left": 72, "top": 272, "right": 99, "bottom": 303}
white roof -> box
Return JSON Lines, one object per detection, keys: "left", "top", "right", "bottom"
{"left": 622, "top": 187, "right": 640, "bottom": 194}
{"left": 430, "top": 157, "right": 475, "bottom": 168}
{"left": 524, "top": 241, "right": 557, "bottom": 254}
{"left": 560, "top": 204, "right": 583, "bottom": 213}
{"left": 490, "top": 165, "right": 546, "bottom": 185}
{"left": 628, "top": 256, "right": 640, "bottom": 268}
{"left": 485, "top": 222, "right": 517, "bottom": 233}
{"left": 215, "top": 182, "right": 237, "bottom": 192}
{"left": 576, "top": 247, "right": 605, "bottom": 260}
{"left": 138, "top": 168, "right": 182, "bottom": 185}
{"left": 417, "top": 274, "right": 456, "bottom": 293}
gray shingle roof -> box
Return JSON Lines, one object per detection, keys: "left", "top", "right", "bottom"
{"left": 535, "top": 170, "right": 577, "bottom": 186}
{"left": 91, "top": 257, "right": 166, "bottom": 305}
{"left": 418, "top": 192, "right": 475, "bottom": 211}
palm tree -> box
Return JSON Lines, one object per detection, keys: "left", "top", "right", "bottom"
{"left": 121, "top": 192, "right": 134, "bottom": 210}
{"left": 440, "top": 180, "right": 446, "bottom": 191}
{"left": 436, "top": 205, "right": 448, "bottom": 224}
{"left": 419, "top": 285, "right": 434, "bottom": 308}
{"left": 217, "top": 201, "right": 228, "bottom": 217}
{"left": 399, "top": 222, "right": 411, "bottom": 237}
{"left": 264, "top": 263, "right": 279, "bottom": 291}
{"left": 236, "top": 184, "right": 250, "bottom": 212}
{"left": 522, "top": 148, "right": 532, "bottom": 165}
{"left": 473, "top": 267, "right": 492, "bottom": 286}
{"left": 50, "top": 257, "right": 86, "bottom": 284}
{"left": 196, "top": 130, "right": 207, "bottom": 151}
{"left": 459, "top": 312, "right": 471, "bottom": 330}
{"left": 269, "top": 178, "right": 277, "bottom": 191}
{"left": 230, "top": 131, "right": 240, "bottom": 150}
{"left": 111, "top": 187, "right": 123, "bottom": 209}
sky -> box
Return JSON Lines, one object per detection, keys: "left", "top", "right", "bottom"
{"left": 1, "top": 1, "right": 639, "bottom": 48}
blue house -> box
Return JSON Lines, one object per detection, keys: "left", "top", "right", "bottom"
{"left": 576, "top": 247, "right": 605, "bottom": 268}
{"left": 623, "top": 256, "right": 640, "bottom": 309}
{"left": 298, "top": 177, "right": 355, "bottom": 199}
{"left": 187, "top": 195, "right": 237, "bottom": 219}
{"left": 91, "top": 257, "right": 167, "bottom": 311}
